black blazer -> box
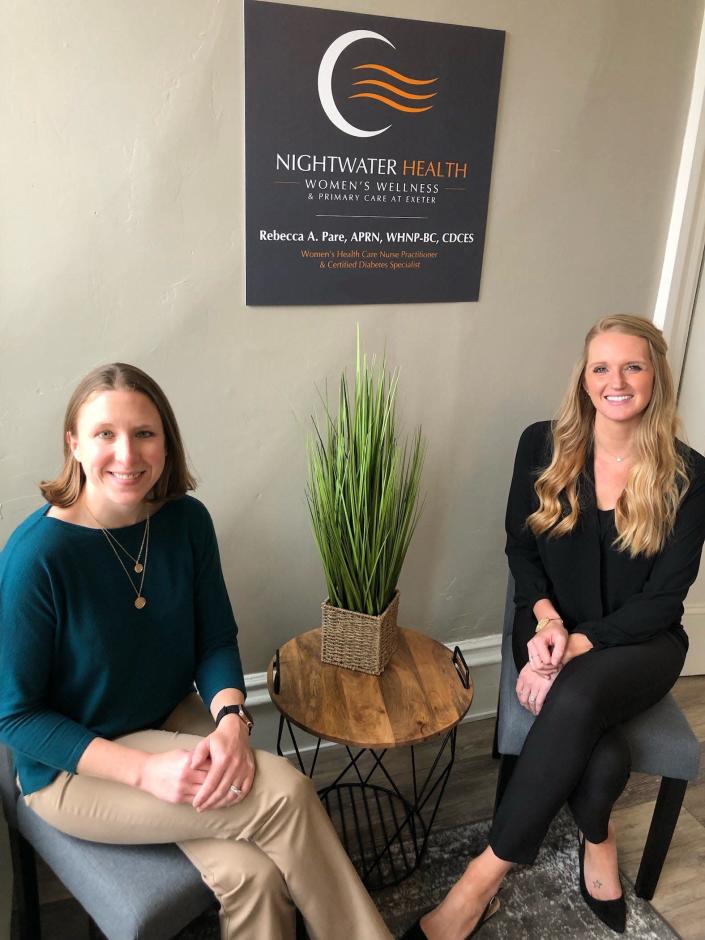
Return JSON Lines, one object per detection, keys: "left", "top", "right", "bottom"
{"left": 505, "top": 421, "right": 705, "bottom": 648}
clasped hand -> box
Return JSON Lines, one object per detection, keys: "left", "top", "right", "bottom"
{"left": 516, "top": 625, "right": 595, "bottom": 715}
{"left": 527, "top": 622, "right": 568, "bottom": 677}
{"left": 515, "top": 663, "right": 555, "bottom": 715}
{"left": 516, "top": 622, "right": 569, "bottom": 716}
{"left": 140, "top": 719, "right": 255, "bottom": 811}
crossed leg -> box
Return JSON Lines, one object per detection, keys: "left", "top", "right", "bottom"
{"left": 25, "top": 694, "right": 391, "bottom": 940}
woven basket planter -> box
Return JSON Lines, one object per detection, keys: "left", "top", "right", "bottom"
{"left": 320, "top": 591, "right": 400, "bottom": 675}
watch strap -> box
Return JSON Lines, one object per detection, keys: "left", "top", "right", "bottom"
{"left": 215, "top": 704, "right": 254, "bottom": 734}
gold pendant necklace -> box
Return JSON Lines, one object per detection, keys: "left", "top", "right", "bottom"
{"left": 85, "top": 508, "right": 148, "bottom": 572}
{"left": 86, "top": 506, "right": 150, "bottom": 609}
{"left": 602, "top": 447, "right": 630, "bottom": 463}
{"left": 595, "top": 439, "right": 634, "bottom": 464}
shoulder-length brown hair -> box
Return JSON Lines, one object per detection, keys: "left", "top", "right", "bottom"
{"left": 527, "top": 315, "right": 689, "bottom": 557}
{"left": 41, "top": 363, "right": 197, "bottom": 507}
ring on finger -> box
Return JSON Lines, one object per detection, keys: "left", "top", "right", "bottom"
{"left": 529, "top": 696, "right": 537, "bottom": 703}
{"left": 229, "top": 785, "right": 242, "bottom": 796}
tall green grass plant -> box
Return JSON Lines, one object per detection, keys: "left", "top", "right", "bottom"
{"left": 307, "top": 336, "right": 425, "bottom": 615}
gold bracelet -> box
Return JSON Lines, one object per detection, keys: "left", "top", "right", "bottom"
{"left": 535, "top": 617, "right": 563, "bottom": 634}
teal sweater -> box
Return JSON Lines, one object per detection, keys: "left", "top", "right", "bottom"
{"left": 0, "top": 496, "right": 245, "bottom": 795}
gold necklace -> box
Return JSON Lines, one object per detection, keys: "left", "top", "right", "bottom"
{"left": 85, "top": 507, "right": 150, "bottom": 609}
{"left": 595, "top": 440, "right": 634, "bottom": 464}
{"left": 89, "top": 513, "right": 148, "bottom": 572}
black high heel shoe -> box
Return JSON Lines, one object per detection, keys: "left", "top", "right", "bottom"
{"left": 578, "top": 831, "right": 626, "bottom": 934}
{"left": 400, "top": 895, "right": 500, "bottom": 940}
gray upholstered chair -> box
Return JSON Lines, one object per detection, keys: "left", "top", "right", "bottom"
{"left": 494, "top": 575, "right": 700, "bottom": 900}
{"left": 0, "top": 742, "right": 216, "bottom": 939}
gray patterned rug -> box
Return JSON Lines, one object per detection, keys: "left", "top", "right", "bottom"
{"left": 373, "top": 810, "right": 677, "bottom": 939}
{"left": 177, "top": 810, "right": 677, "bottom": 939}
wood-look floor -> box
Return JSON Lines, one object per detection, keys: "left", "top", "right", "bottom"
{"left": 27, "top": 675, "right": 705, "bottom": 939}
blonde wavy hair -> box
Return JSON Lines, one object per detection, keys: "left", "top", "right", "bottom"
{"left": 527, "top": 315, "right": 689, "bottom": 557}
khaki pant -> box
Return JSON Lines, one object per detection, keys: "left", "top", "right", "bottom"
{"left": 25, "top": 695, "right": 390, "bottom": 940}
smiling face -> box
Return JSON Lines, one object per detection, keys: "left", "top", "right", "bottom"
{"left": 583, "top": 331, "right": 655, "bottom": 430}
{"left": 68, "top": 388, "right": 167, "bottom": 525}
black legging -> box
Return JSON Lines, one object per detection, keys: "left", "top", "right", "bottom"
{"left": 489, "top": 610, "right": 687, "bottom": 864}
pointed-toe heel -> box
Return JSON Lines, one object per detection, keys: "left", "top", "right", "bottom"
{"left": 578, "top": 831, "right": 626, "bottom": 934}
{"left": 401, "top": 896, "right": 500, "bottom": 940}
{"left": 400, "top": 915, "right": 429, "bottom": 940}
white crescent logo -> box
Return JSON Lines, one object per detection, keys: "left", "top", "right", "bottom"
{"left": 318, "top": 30, "right": 394, "bottom": 138}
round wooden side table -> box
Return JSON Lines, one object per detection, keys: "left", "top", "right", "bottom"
{"left": 267, "top": 627, "right": 474, "bottom": 889}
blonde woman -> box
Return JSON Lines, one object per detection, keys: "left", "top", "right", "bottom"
{"left": 403, "top": 316, "right": 705, "bottom": 939}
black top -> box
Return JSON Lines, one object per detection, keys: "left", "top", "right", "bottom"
{"left": 597, "top": 508, "right": 615, "bottom": 614}
{"left": 505, "top": 421, "right": 705, "bottom": 648}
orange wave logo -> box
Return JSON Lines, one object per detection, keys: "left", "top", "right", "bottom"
{"left": 350, "top": 63, "right": 437, "bottom": 114}
{"left": 318, "top": 30, "right": 438, "bottom": 138}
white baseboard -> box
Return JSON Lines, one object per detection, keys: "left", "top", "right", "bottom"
{"left": 246, "top": 633, "right": 502, "bottom": 754}
{"left": 682, "top": 603, "right": 705, "bottom": 676}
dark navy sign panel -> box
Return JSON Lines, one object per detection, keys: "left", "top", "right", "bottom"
{"left": 245, "top": 0, "right": 505, "bottom": 305}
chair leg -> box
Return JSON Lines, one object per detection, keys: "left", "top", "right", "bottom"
{"left": 491, "top": 694, "right": 501, "bottom": 760}
{"left": 493, "top": 755, "right": 518, "bottom": 819}
{"left": 10, "top": 831, "right": 41, "bottom": 940}
{"left": 634, "top": 776, "right": 687, "bottom": 901}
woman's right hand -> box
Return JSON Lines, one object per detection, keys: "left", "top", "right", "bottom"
{"left": 139, "top": 749, "right": 210, "bottom": 804}
{"left": 526, "top": 621, "right": 569, "bottom": 676}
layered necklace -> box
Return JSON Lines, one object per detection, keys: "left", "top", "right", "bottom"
{"left": 85, "top": 505, "right": 150, "bottom": 609}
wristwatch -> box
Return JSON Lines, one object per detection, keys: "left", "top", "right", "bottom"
{"left": 535, "top": 617, "right": 563, "bottom": 633}
{"left": 215, "top": 703, "right": 254, "bottom": 735}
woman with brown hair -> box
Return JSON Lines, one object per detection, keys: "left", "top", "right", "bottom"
{"left": 0, "top": 363, "right": 391, "bottom": 940}
{"left": 404, "top": 315, "right": 705, "bottom": 939}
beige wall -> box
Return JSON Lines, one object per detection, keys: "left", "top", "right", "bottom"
{"left": 1, "top": 0, "right": 702, "bottom": 673}
{"left": 680, "top": 290, "right": 705, "bottom": 483}
{"left": 679, "top": 255, "right": 705, "bottom": 673}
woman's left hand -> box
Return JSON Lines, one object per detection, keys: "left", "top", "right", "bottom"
{"left": 190, "top": 717, "right": 256, "bottom": 811}
{"left": 561, "top": 631, "right": 594, "bottom": 663}
{"left": 515, "top": 663, "right": 555, "bottom": 716}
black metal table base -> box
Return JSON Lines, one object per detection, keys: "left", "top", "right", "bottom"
{"left": 276, "top": 718, "right": 458, "bottom": 890}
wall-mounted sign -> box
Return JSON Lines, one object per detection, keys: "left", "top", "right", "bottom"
{"left": 245, "top": 1, "right": 504, "bottom": 305}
